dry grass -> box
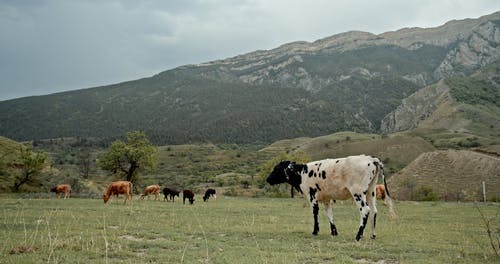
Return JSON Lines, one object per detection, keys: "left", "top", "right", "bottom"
{"left": 0, "top": 195, "right": 499, "bottom": 263}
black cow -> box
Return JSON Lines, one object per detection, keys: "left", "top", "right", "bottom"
{"left": 183, "top": 190, "right": 195, "bottom": 205}
{"left": 203, "top": 188, "right": 217, "bottom": 202}
{"left": 162, "top": 187, "right": 180, "bottom": 202}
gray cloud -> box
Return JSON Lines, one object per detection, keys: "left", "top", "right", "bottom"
{"left": 0, "top": 0, "right": 499, "bottom": 100}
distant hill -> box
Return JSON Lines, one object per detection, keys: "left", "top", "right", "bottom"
{"left": 388, "top": 150, "right": 500, "bottom": 201}
{"left": 1, "top": 12, "right": 499, "bottom": 145}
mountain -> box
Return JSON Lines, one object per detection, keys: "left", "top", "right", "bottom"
{"left": 1, "top": 12, "right": 499, "bottom": 145}
{"left": 381, "top": 60, "right": 500, "bottom": 138}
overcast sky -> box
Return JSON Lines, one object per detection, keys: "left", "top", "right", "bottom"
{"left": 1, "top": 0, "right": 499, "bottom": 101}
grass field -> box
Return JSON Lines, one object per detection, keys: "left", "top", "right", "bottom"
{"left": 1, "top": 195, "right": 499, "bottom": 263}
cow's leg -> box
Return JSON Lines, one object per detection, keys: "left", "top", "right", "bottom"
{"left": 324, "top": 200, "right": 338, "bottom": 236}
{"left": 309, "top": 188, "right": 320, "bottom": 235}
{"left": 124, "top": 193, "right": 132, "bottom": 204}
{"left": 311, "top": 201, "right": 320, "bottom": 235}
{"left": 353, "top": 192, "right": 370, "bottom": 241}
{"left": 368, "top": 188, "right": 378, "bottom": 239}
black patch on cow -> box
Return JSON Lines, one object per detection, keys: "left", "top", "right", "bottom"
{"left": 361, "top": 200, "right": 365, "bottom": 207}
{"left": 363, "top": 191, "right": 367, "bottom": 195}
{"left": 309, "top": 188, "right": 317, "bottom": 203}
{"left": 312, "top": 203, "right": 319, "bottom": 235}
{"left": 372, "top": 191, "right": 375, "bottom": 197}
{"left": 356, "top": 212, "right": 370, "bottom": 241}
{"left": 353, "top": 194, "right": 361, "bottom": 202}
{"left": 372, "top": 170, "right": 375, "bottom": 175}
{"left": 367, "top": 163, "right": 370, "bottom": 166}
{"left": 313, "top": 172, "right": 317, "bottom": 177}
{"left": 336, "top": 160, "right": 339, "bottom": 163}
{"left": 315, "top": 184, "right": 321, "bottom": 191}
{"left": 308, "top": 170, "right": 314, "bottom": 177}
{"left": 321, "top": 171, "right": 326, "bottom": 179}
{"left": 286, "top": 164, "right": 304, "bottom": 194}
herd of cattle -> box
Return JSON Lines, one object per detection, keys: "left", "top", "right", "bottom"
{"left": 50, "top": 154, "right": 395, "bottom": 241}
{"left": 50, "top": 181, "right": 216, "bottom": 205}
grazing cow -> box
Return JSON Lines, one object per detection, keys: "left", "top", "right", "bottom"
{"left": 203, "top": 188, "right": 217, "bottom": 202}
{"left": 140, "top": 184, "right": 161, "bottom": 200}
{"left": 267, "top": 155, "right": 395, "bottom": 241}
{"left": 103, "top": 181, "right": 133, "bottom": 204}
{"left": 183, "top": 190, "right": 195, "bottom": 205}
{"left": 376, "top": 184, "right": 387, "bottom": 205}
{"left": 163, "top": 187, "right": 180, "bottom": 202}
{"left": 50, "top": 184, "right": 71, "bottom": 199}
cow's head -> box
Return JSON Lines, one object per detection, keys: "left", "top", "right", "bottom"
{"left": 266, "top": 160, "right": 292, "bottom": 185}
{"left": 103, "top": 194, "right": 110, "bottom": 203}
{"left": 267, "top": 160, "right": 305, "bottom": 193}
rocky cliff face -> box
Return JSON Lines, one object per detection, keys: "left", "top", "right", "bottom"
{"left": 189, "top": 12, "right": 500, "bottom": 92}
{"left": 434, "top": 20, "right": 500, "bottom": 79}
{"left": 380, "top": 81, "right": 452, "bottom": 133}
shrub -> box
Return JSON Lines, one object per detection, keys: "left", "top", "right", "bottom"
{"left": 413, "top": 186, "right": 439, "bottom": 201}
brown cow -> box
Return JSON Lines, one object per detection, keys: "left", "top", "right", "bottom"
{"left": 50, "top": 184, "right": 71, "bottom": 199}
{"left": 140, "top": 184, "right": 160, "bottom": 200}
{"left": 103, "top": 181, "right": 133, "bottom": 204}
{"left": 376, "top": 184, "right": 387, "bottom": 205}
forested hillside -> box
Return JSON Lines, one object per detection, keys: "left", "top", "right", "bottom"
{"left": 1, "top": 12, "right": 499, "bottom": 145}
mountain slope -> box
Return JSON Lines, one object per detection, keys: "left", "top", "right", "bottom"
{"left": 388, "top": 150, "right": 500, "bottom": 201}
{"left": 1, "top": 12, "right": 499, "bottom": 144}
{"left": 381, "top": 60, "right": 500, "bottom": 139}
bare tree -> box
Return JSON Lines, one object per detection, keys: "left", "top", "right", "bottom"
{"left": 77, "top": 151, "right": 91, "bottom": 179}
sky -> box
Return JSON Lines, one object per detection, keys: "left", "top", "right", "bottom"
{"left": 1, "top": 0, "right": 499, "bottom": 101}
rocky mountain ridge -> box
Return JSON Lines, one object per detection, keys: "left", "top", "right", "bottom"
{"left": 186, "top": 11, "right": 500, "bottom": 89}
{"left": 0, "top": 11, "right": 499, "bottom": 144}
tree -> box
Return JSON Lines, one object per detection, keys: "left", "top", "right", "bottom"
{"left": 12, "top": 146, "right": 48, "bottom": 192}
{"left": 77, "top": 150, "right": 91, "bottom": 179}
{"left": 98, "top": 131, "right": 158, "bottom": 183}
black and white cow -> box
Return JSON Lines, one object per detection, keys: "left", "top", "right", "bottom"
{"left": 203, "top": 188, "right": 217, "bottom": 202}
{"left": 267, "top": 154, "right": 395, "bottom": 241}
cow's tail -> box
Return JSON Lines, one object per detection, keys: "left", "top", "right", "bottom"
{"left": 376, "top": 160, "right": 396, "bottom": 221}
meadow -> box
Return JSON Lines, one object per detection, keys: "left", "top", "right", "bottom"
{"left": 1, "top": 194, "right": 498, "bottom": 263}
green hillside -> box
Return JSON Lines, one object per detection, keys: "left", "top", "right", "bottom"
{"left": 0, "top": 44, "right": 437, "bottom": 145}
{"left": 1, "top": 13, "right": 499, "bottom": 145}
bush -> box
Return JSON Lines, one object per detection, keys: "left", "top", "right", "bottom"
{"left": 413, "top": 186, "right": 439, "bottom": 201}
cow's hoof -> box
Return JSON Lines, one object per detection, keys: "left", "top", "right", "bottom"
{"left": 370, "top": 235, "right": 376, "bottom": 239}
{"left": 355, "top": 235, "right": 362, "bottom": 241}
{"left": 312, "top": 232, "right": 318, "bottom": 236}
{"left": 331, "top": 230, "right": 338, "bottom": 236}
